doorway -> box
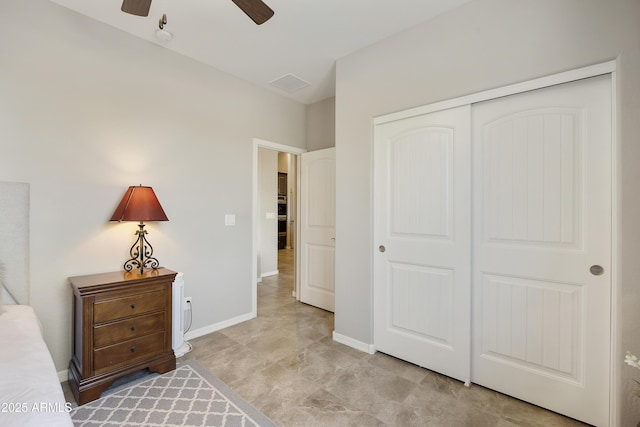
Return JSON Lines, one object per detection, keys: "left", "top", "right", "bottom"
{"left": 252, "top": 140, "right": 337, "bottom": 316}
{"left": 252, "top": 139, "right": 305, "bottom": 316}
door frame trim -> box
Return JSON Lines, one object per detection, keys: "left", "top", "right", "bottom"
{"left": 252, "top": 138, "right": 306, "bottom": 317}
{"left": 371, "top": 60, "right": 618, "bottom": 426}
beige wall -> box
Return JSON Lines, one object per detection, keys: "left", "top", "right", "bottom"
{"left": 334, "top": 0, "right": 640, "bottom": 423}
{"left": 0, "top": 1, "right": 305, "bottom": 373}
{"left": 306, "top": 97, "right": 336, "bottom": 151}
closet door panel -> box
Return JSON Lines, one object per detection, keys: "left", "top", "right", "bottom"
{"left": 472, "top": 75, "right": 611, "bottom": 427}
{"left": 374, "top": 105, "right": 471, "bottom": 383}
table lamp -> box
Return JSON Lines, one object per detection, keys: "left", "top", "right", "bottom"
{"left": 110, "top": 185, "right": 168, "bottom": 274}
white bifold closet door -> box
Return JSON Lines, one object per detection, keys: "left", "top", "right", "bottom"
{"left": 374, "top": 105, "right": 471, "bottom": 383}
{"left": 373, "top": 75, "right": 611, "bottom": 426}
{"left": 471, "top": 75, "right": 611, "bottom": 426}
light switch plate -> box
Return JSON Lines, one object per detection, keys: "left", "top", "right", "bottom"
{"left": 225, "top": 214, "right": 236, "bottom": 226}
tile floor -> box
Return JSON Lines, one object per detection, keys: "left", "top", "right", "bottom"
{"left": 179, "top": 249, "right": 587, "bottom": 426}
{"left": 63, "top": 248, "right": 588, "bottom": 426}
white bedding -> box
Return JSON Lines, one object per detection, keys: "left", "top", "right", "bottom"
{"left": 0, "top": 305, "right": 73, "bottom": 427}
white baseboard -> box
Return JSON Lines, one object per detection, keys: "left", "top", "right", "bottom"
{"left": 260, "top": 270, "right": 279, "bottom": 278}
{"left": 57, "top": 369, "right": 68, "bottom": 383}
{"left": 184, "top": 311, "right": 255, "bottom": 341}
{"left": 332, "top": 331, "right": 375, "bottom": 354}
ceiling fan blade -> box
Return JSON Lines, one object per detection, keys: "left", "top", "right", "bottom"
{"left": 121, "top": 0, "right": 152, "bottom": 17}
{"left": 231, "top": 0, "right": 274, "bottom": 25}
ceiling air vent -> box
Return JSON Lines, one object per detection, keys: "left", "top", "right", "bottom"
{"left": 269, "top": 74, "right": 310, "bottom": 93}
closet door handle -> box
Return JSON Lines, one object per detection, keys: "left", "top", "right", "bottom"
{"left": 379, "top": 245, "right": 386, "bottom": 253}
{"left": 590, "top": 265, "right": 604, "bottom": 276}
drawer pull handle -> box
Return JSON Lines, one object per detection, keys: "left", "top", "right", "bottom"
{"left": 129, "top": 346, "right": 135, "bottom": 353}
{"left": 130, "top": 326, "right": 136, "bottom": 332}
{"left": 130, "top": 303, "right": 136, "bottom": 310}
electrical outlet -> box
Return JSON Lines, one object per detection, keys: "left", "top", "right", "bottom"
{"left": 184, "top": 296, "right": 192, "bottom": 306}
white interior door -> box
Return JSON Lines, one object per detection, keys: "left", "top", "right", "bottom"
{"left": 471, "top": 75, "right": 611, "bottom": 426}
{"left": 299, "top": 148, "right": 336, "bottom": 312}
{"left": 373, "top": 106, "right": 471, "bottom": 383}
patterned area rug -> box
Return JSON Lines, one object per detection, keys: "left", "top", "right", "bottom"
{"left": 71, "top": 360, "right": 277, "bottom": 427}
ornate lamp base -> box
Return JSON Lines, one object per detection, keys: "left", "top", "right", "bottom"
{"left": 124, "top": 221, "right": 160, "bottom": 274}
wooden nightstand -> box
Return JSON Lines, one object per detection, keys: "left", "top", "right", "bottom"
{"left": 68, "top": 268, "right": 177, "bottom": 405}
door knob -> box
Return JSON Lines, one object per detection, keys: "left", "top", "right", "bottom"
{"left": 379, "top": 245, "right": 386, "bottom": 253}
{"left": 590, "top": 265, "right": 604, "bottom": 276}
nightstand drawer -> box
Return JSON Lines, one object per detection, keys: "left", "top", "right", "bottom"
{"left": 94, "top": 291, "right": 165, "bottom": 323}
{"left": 93, "top": 331, "right": 165, "bottom": 374}
{"left": 94, "top": 311, "right": 165, "bottom": 348}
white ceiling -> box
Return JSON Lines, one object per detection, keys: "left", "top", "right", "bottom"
{"left": 50, "top": 0, "right": 471, "bottom": 104}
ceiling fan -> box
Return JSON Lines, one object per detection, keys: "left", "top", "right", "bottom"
{"left": 121, "top": 0, "right": 274, "bottom": 25}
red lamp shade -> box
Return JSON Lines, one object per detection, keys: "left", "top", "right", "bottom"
{"left": 110, "top": 185, "right": 168, "bottom": 222}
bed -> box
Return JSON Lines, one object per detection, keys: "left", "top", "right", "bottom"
{"left": 0, "top": 304, "right": 73, "bottom": 426}
{"left": 0, "top": 182, "right": 73, "bottom": 427}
